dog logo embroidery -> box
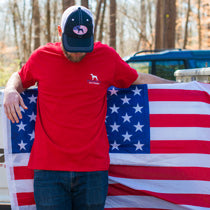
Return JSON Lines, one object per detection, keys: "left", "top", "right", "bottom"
{"left": 88, "top": 74, "right": 101, "bottom": 85}
{"left": 90, "top": 74, "right": 98, "bottom": 81}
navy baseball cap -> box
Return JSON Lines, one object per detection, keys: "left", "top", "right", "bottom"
{"left": 61, "top": 6, "right": 94, "bottom": 52}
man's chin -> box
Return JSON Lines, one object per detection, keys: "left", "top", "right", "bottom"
{"left": 61, "top": 44, "right": 86, "bottom": 63}
{"left": 64, "top": 52, "right": 86, "bottom": 63}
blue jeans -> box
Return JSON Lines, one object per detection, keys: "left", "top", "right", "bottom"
{"left": 34, "top": 170, "right": 108, "bottom": 210}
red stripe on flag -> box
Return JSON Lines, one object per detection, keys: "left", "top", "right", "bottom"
{"left": 109, "top": 165, "right": 210, "bottom": 181}
{"left": 108, "top": 184, "right": 148, "bottom": 196}
{"left": 150, "top": 114, "right": 210, "bottom": 127}
{"left": 108, "top": 183, "right": 149, "bottom": 196}
{"left": 13, "top": 166, "right": 34, "bottom": 180}
{"left": 16, "top": 192, "right": 35, "bottom": 206}
{"left": 108, "top": 184, "right": 210, "bottom": 207}
{"left": 148, "top": 89, "right": 210, "bottom": 103}
{"left": 151, "top": 140, "right": 210, "bottom": 154}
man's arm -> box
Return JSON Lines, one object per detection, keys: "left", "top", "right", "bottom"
{"left": 133, "top": 72, "right": 176, "bottom": 84}
{"left": 3, "top": 72, "right": 28, "bottom": 123}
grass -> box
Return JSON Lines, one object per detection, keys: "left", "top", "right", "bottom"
{"left": 0, "top": 60, "right": 19, "bottom": 87}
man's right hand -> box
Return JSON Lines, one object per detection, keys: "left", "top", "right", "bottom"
{"left": 3, "top": 88, "right": 28, "bottom": 123}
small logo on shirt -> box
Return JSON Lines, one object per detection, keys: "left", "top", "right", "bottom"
{"left": 87, "top": 74, "right": 101, "bottom": 85}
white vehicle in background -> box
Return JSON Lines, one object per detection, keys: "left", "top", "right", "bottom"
{"left": 0, "top": 88, "right": 10, "bottom": 209}
{"left": 174, "top": 67, "right": 210, "bottom": 83}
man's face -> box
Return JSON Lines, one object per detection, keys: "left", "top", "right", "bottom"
{"left": 58, "top": 27, "right": 87, "bottom": 62}
{"left": 61, "top": 43, "right": 86, "bottom": 62}
{"left": 64, "top": 51, "right": 86, "bottom": 63}
{"left": 61, "top": 44, "right": 86, "bottom": 63}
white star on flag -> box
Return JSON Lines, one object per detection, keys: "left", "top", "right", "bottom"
{"left": 122, "top": 131, "right": 132, "bottom": 141}
{"left": 18, "top": 140, "right": 27, "bottom": 150}
{"left": 110, "top": 122, "right": 120, "bottom": 132}
{"left": 110, "top": 104, "right": 120, "bottom": 113}
{"left": 121, "top": 95, "right": 131, "bottom": 104}
{"left": 122, "top": 113, "right": 132, "bottom": 123}
{"left": 133, "top": 104, "right": 143, "bottom": 113}
{"left": 28, "top": 95, "right": 37, "bottom": 103}
{"left": 134, "top": 122, "right": 144, "bottom": 132}
{"left": 132, "top": 87, "right": 142, "bottom": 95}
{"left": 28, "top": 131, "right": 35, "bottom": 141}
{"left": 134, "top": 141, "right": 144, "bottom": 151}
{"left": 28, "top": 112, "right": 36, "bottom": 122}
{"left": 111, "top": 141, "right": 120, "bottom": 150}
{"left": 109, "top": 87, "right": 118, "bottom": 96}
{"left": 16, "top": 121, "right": 27, "bottom": 131}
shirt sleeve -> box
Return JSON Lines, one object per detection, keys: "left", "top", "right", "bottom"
{"left": 18, "top": 52, "right": 37, "bottom": 89}
{"left": 112, "top": 51, "right": 138, "bottom": 88}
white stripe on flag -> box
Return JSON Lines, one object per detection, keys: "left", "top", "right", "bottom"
{"left": 109, "top": 153, "right": 210, "bottom": 167}
{"left": 6, "top": 153, "right": 30, "bottom": 167}
{"left": 13, "top": 179, "right": 34, "bottom": 193}
{"left": 109, "top": 176, "right": 210, "bottom": 194}
{"left": 18, "top": 205, "right": 36, "bottom": 210}
{"left": 148, "top": 81, "right": 210, "bottom": 94}
{"left": 181, "top": 205, "right": 210, "bottom": 210}
{"left": 150, "top": 127, "right": 210, "bottom": 141}
{"left": 149, "top": 101, "right": 210, "bottom": 115}
{"left": 105, "top": 195, "right": 187, "bottom": 210}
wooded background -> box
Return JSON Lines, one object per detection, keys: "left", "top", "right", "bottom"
{"left": 0, "top": 0, "right": 210, "bottom": 85}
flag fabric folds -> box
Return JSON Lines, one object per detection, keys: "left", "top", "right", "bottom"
{"left": 1, "top": 81, "right": 210, "bottom": 210}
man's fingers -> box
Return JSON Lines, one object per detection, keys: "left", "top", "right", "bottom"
{"left": 5, "top": 106, "right": 15, "bottom": 123}
{"left": 14, "top": 103, "right": 22, "bottom": 120}
{"left": 9, "top": 105, "right": 20, "bottom": 123}
{"left": 19, "top": 97, "right": 28, "bottom": 110}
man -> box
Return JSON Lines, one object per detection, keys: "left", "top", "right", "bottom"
{"left": 3, "top": 5, "right": 174, "bottom": 210}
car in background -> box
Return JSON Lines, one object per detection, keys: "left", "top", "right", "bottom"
{"left": 125, "top": 49, "right": 210, "bottom": 80}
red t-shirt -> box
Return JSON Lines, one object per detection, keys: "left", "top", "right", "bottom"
{"left": 18, "top": 42, "right": 138, "bottom": 171}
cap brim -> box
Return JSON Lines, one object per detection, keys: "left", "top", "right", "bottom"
{"left": 62, "top": 34, "right": 94, "bottom": 52}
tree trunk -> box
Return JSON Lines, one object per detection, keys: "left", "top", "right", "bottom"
{"left": 148, "top": 0, "right": 154, "bottom": 49}
{"left": 197, "top": 0, "right": 201, "bottom": 49}
{"left": 155, "top": 0, "right": 176, "bottom": 49}
{"left": 33, "top": 0, "right": 41, "bottom": 50}
{"left": 46, "top": 0, "right": 51, "bottom": 43}
{"left": 98, "top": 0, "right": 107, "bottom": 42}
{"left": 155, "top": 0, "right": 164, "bottom": 49}
{"left": 183, "top": 0, "right": 191, "bottom": 49}
{"left": 81, "top": 0, "right": 89, "bottom": 8}
{"left": 139, "top": 0, "right": 146, "bottom": 50}
{"left": 52, "top": 0, "right": 58, "bottom": 42}
{"left": 10, "top": 2, "right": 21, "bottom": 60}
{"left": 28, "top": 1, "right": 33, "bottom": 55}
{"left": 94, "top": 0, "right": 103, "bottom": 39}
{"left": 13, "top": 0, "right": 28, "bottom": 61}
{"left": 109, "top": 0, "right": 116, "bottom": 49}
{"left": 63, "top": 0, "right": 75, "bottom": 11}
{"left": 164, "top": 0, "right": 176, "bottom": 49}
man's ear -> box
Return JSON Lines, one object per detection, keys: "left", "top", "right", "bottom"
{"left": 58, "top": 25, "right": 62, "bottom": 37}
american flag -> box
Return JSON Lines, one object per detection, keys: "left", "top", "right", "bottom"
{"left": 2, "top": 82, "right": 210, "bottom": 210}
